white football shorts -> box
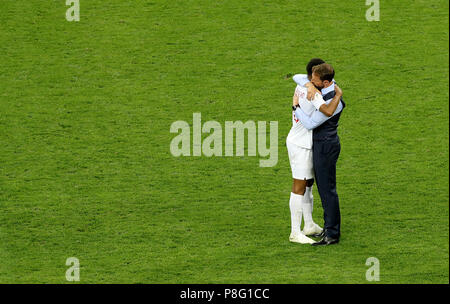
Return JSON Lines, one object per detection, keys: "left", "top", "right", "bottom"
{"left": 286, "top": 139, "right": 314, "bottom": 180}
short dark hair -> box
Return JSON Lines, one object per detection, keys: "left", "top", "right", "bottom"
{"left": 306, "top": 58, "right": 325, "bottom": 77}
{"left": 312, "top": 63, "right": 335, "bottom": 82}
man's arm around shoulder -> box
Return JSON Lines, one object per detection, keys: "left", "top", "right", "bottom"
{"left": 317, "top": 84, "right": 343, "bottom": 117}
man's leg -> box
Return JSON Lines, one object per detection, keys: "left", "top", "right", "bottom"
{"left": 313, "top": 139, "right": 341, "bottom": 240}
{"left": 286, "top": 140, "right": 315, "bottom": 244}
{"left": 306, "top": 179, "right": 314, "bottom": 210}
{"left": 292, "top": 178, "right": 307, "bottom": 195}
{"left": 289, "top": 179, "right": 314, "bottom": 244}
{"left": 302, "top": 179, "right": 314, "bottom": 227}
{"left": 302, "top": 179, "right": 323, "bottom": 235}
{"left": 289, "top": 178, "right": 307, "bottom": 235}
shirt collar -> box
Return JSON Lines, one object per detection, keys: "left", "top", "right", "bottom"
{"left": 321, "top": 81, "right": 335, "bottom": 96}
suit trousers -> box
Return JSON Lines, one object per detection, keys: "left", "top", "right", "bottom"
{"left": 313, "top": 136, "right": 341, "bottom": 239}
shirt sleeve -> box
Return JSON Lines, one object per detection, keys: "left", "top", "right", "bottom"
{"left": 294, "top": 101, "right": 344, "bottom": 130}
{"left": 311, "top": 92, "right": 325, "bottom": 110}
{"left": 292, "top": 74, "right": 309, "bottom": 87}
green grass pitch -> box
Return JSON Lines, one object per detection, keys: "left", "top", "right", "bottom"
{"left": 0, "top": 0, "right": 448, "bottom": 283}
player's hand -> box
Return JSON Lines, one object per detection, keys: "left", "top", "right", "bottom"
{"left": 293, "top": 92, "right": 299, "bottom": 106}
{"left": 306, "top": 82, "right": 320, "bottom": 100}
{"left": 334, "top": 84, "right": 343, "bottom": 97}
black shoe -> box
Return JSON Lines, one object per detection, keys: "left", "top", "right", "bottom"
{"left": 311, "top": 235, "right": 339, "bottom": 246}
{"left": 311, "top": 230, "right": 325, "bottom": 238}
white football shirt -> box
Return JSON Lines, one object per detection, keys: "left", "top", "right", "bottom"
{"left": 286, "top": 85, "right": 325, "bottom": 149}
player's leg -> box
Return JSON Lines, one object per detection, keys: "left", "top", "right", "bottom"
{"left": 292, "top": 178, "right": 307, "bottom": 195}
{"left": 289, "top": 178, "right": 306, "bottom": 234}
{"left": 302, "top": 178, "right": 323, "bottom": 236}
{"left": 288, "top": 179, "right": 314, "bottom": 244}
{"left": 286, "top": 140, "right": 315, "bottom": 244}
{"left": 306, "top": 179, "right": 315, "bottom": 208}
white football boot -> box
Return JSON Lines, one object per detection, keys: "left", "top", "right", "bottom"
{"left": 289, "top": 232, "right": 315, "bottom": 244}
{"left": 302, "top": 222, "right": 323, "bottom": 236}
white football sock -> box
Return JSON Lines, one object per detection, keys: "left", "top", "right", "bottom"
{"left": 307, "top": 185, "right": 314, "bottom": 210}
{"left": 302, "top": 187, "right": 313, "bottom": 227}
{"left": 289, "top": 192, "right": 303, "bottom": 235}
